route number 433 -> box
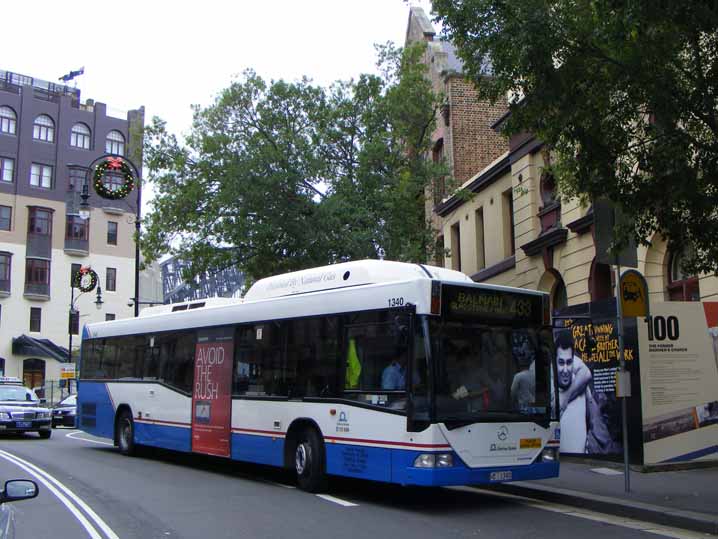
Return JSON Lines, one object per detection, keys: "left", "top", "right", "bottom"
{"left": 645, "top": 315, "right": 679, "bottom": 341}
{"left": 387, "top": 297, "right": 405, "bottom": 307}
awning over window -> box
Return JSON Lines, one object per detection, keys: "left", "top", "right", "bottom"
{"left": 12, "top": 335, "right": 69, "bottom": 362}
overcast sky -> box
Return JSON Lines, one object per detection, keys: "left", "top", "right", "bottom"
{"left": 2, "top": 0, "right": 434, "bottom": 138}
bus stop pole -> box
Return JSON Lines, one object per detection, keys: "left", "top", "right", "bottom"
{"left": 614, "top": 263, "right": 631, "bottom": 493}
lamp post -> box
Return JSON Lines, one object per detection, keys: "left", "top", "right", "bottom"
{"left": 83, "top": 154, "right": 142, "bottom": 317}
{"left": 68, "top": 278, "right": 103, "bottom": 394}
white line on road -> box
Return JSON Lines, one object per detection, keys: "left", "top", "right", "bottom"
{"left": 316, "top": 494, "right": 359, "bottom": 507}
{"left": 463, "top": 487, "right": 707, "bottom": 539}
{"left": 0, "top": 449, "right": 121, "bottom": 539}
{"left": 66, "top": 430, "right": 114, "bottom": 446}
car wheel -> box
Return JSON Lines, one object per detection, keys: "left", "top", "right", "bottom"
{"left": 116, "top": 410, "right": 136, "bottom": 456}
{"left": 295, "top": 428, "right": 326, "bottom": 493}
{"left": 38, "top": 430, "right": 51, "bottom": 439}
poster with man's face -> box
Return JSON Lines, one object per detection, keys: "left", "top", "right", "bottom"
{"left": 552, "top": 311, "right": 632, "bottom": 456}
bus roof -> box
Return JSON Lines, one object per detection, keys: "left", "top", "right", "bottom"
{"left": 243, "top": 260, "right": 472, "bottom": 301}
{"left": 84, "top": 260, "right": 545, "bottom": 340}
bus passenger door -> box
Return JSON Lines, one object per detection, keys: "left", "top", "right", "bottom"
{"left": 191, "top": 327, "right": 234, "bottom": 457}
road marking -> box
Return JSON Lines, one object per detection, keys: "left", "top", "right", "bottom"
{"left": 590, "top": 467, "right": 624, "bottom": 476}
{"left": 316, "top": 494, "right": 359, "bottom": 507}
{"left": 66, "top": 430, "right": 114, "bottom": 446}
{"left": 464, "top": 487, "right": 707, "bottom": 539}
{"left": 0, "top": 449, "right": 120, "bottom": 539}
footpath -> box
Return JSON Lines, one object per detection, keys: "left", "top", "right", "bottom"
{"left": 491, "top": 458, "right": 718, "bottom": 534}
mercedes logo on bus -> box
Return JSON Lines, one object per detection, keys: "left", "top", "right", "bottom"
{"left": 497, "top": 426, "right": 509, "bottom": 441}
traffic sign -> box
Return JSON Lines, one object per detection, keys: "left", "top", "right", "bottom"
{"left": 620, "top": 269, "right": 649, "bottom": 318}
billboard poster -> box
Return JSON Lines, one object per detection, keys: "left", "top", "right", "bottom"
{"left": 553, "top": 300, "right": 642, "bottom": 459}
{"left": 638, "top": 302, "right": 718, "bottom": 464}
{"left": 192, "top": 327, "right": 234, "bottom": 457}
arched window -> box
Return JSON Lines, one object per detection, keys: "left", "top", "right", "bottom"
{"left": 552, "top": 276, "right": 568, "bottom": 312}
{"left": 70, "top": 123, "right": 91, "bottom": 149}
{"left": 0, "top": 106, "right": 17, "bottom": 135}
{"left": 33, "top": 114, "right": 55, "bottom": 142}
{"left": 105, "top": 130, "right": 125, "bottom": 155}
{"left": 667, "top": 246, "right": 700, "bottom": 301}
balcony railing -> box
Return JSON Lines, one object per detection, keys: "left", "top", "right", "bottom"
{"left": 26, "top": 233, "right": 52, "bottom": 258}
{"left": 24, "top": 282, "right": 50, "bottom": 297}
{"left": 64, "top": 237, "right": 89, "bottom": 254}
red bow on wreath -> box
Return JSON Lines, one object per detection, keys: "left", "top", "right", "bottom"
{"left": 106, "top": 157, "right": 124, "bottom": 170}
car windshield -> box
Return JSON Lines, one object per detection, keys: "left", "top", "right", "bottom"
{"left": 59, "top": 394, "right": 77, "bottom": 406}
{"left": 430, "top": 320, "right": 552, "bottom": 422}
{"left": 0, "top": 386, "right": 38, "bottom": 402}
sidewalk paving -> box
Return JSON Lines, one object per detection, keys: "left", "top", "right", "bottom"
{"left": 489, "top": 458, "right": 718, "bottom": 534}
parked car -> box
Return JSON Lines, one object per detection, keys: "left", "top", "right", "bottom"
{"left": 0, "top": 480, "right": 39, "bottom": 539}
{"left": 0, "top": 377, "right": 52, "bottom": 439}
{"left": 51, "top": 394, "right": 76, "bottom": 428}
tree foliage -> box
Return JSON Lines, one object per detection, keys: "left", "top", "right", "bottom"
{"left": 433, "top": 0, "right": 718, "bottom": 273}
{"left": 142, "top": 43, "right": 444, "bottom": 283}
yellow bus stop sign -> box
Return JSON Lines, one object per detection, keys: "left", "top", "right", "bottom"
{"left": 620, "top": 269, "right": 649, "bottom": 318}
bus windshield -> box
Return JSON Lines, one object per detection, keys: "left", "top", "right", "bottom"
{"left": 429, "top": 319, "right": 551, "bottom": 424}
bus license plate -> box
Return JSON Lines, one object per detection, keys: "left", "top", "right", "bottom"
{"left": 16, "top": 421, "right": 31, "bottom": 428}
{"left": 489, "top": 471, "right": 512, "bottom": 482}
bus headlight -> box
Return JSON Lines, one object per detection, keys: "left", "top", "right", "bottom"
{"left": 413, "top": 453, "right": 454, "bottom": 468}
{"left": 540, "top": 447, "right": 559, "bottom": 462}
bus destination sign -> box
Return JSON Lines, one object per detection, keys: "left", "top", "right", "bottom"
{"left": 442, "top": 284, "right": 542, "bottom": 323}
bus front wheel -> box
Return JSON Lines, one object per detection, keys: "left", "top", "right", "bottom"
{"left": 295, "top": 428, "right": 326, "bottom": 493}
{"left": 117, "top": 411, "right": 136, "bottom": 456}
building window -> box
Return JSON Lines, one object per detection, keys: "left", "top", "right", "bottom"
{"left": 70, "top": 123, "right": 91, "bottom": 149}
{"left": 0, "top": 206, "right": 10, "bottom": 231}
{"left": 502, "top": 188, "right": 515, "bottom": 257}
{"left": 105, "top": 130, "right": 125, "bottom": 155}
{"left": 0, "top": 253, "right": 10, "bottom": 292}
{"left": 30, "top": 163, "right": 52, "bottom": 189}
{"left": 667, "top": 246, "right": 700, "bottom": 301}
{"left": 68, "top": 167, "right": 87, "bottom": 192}
{"left": 70, "top": 263, "right": 81, "bottom": 286}
{"left": 450, "top": 222, "right": 461, "bottom": 272}
{"left": 26, "top": 259, "right": 50, "bottom": 286}
{"left": 69, "top": 310, "right": 79, "bottom": 335}
{"left": 66, "top": 215, "right": 88, "bottom": 241}
{"left": 105, "top": 313, "right": 116, "bottom": 321}
{"left": 28, "top": 208, "right": 53, "bottom": 235}
{"left": 436, "top": 235, "right": 445, "bottom": 268}
{"left": 0, "top": 106, "right": 16, "bottom": 135}
{"left": 29, "top": 307, "right": 41, "bottom": 332}
{"left": 0, "top": 157, "right": 14, "bottom": 183}
{"left": 475, "top": 207, "right": 485, "bottom": 270}
{"left": 32, "top": 114, "right": 55, "bottom": 142}
{"left": 106, "top": 267, "right": 117, "bottom": 292}
{"left": 107, "top": 221, "right": 118, "bottom": 245}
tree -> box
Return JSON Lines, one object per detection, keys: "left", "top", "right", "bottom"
{"left": 433, "top": 0, "right": 718, "bottom": 273}
{"left": 141, "top": 43, "right": 445, "bottom": 284}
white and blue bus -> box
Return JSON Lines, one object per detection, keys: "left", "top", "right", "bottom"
{"left": 78, "top": 260, "right": 559, "bottom": 492}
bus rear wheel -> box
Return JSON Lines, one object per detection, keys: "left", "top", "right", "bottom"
{"left": 117, "top": 411, "right": 136, "bottom": 456}
{"left": 295, "top": 428, "right": 326, "bottom": 493}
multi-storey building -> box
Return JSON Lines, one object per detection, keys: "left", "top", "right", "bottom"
{"left": 0, "top": 69, "right": 144, "bottom": 389}
{"left": 406, "top": 8, "right": 718, "bottom": 309}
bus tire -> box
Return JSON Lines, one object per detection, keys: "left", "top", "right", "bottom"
{"left": 117, "top": 410, "right": 136, "bottom": 456}
{"left": 295, "top": 428, "right": 326, "bottom": 493}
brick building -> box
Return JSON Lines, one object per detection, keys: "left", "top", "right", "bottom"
{"left": 0, "top": 69, "right": 144, "bottom": 390}
{"left": 406, "top": 8, "right": 718, "bottom": 309}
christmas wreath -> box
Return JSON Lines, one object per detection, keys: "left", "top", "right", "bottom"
{"left": 93, "top": 156, "right": 135, "bottom": 200}
{"left": 73, "top": 267, "right": 98, "bottom": 292}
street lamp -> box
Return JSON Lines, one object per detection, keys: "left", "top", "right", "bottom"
{"left": 68, "top": 281, "right": 103, "bottom": 379}
{"left": 83, "top": 154, "right": 142, "bottom": 317}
